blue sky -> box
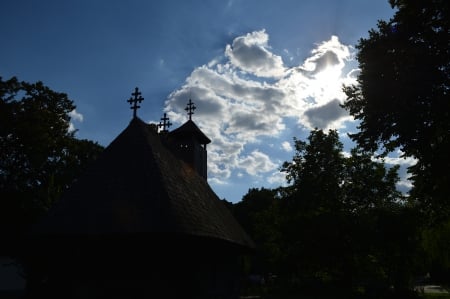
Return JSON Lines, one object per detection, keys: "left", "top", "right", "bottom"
{"left": 0, "top": 0, "right": 414, "bottom": 202}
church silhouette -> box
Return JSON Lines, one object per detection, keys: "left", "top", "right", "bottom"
{"left": 29, "top": 88, "right": 254, "bottom": 299}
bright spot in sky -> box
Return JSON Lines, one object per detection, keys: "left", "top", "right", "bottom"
{"left": 313, "top": 66, "right": 344, "bottom": 102}
{"left": 315, "top": 65, "right": 342, "bottom": 86}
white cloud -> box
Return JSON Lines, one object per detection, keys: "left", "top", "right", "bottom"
{"left": 281, "top": 141, "right": 293, "bottom": 152}
{"left": 68, "top": 122, "right": 76, "bottom": 133}
{"left": 165, "top": 30, "right": 357, "bottom": 185}
{"left": 383, "top": 155, "right": 418, "bottom": 167}
{"left": 68, "top": 109, "right": 84, "bottom": 133}
{"left": 237, "top": 150, "right": 278, "bottom": 176}
{"left": 208, "top": 177, "right": 229, "bottom": 186}
{"left": 267, "top": 171, "right": 287, "bottom": 185}
{"left": 302, "top": 36, "right": 351, "bottom": 74}
{"left": 68, "top": 109, "right": 83, "bottom": 122}
{"left": 373, "top": 150, "right": 418, "bottom": 167}
{"left": 397, "top": 179, "right": 413, "bottom": 189}
{"left": 225, "top": 30, "right": 285, "bottom": 78}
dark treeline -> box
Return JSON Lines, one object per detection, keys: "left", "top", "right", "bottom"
{"left": 229, "top": 129, "right": 438, "bottom": 298}
{"left": 230, "top": 0, "right": 449, "bottom": 298}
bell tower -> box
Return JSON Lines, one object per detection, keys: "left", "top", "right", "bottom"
{"left": 166, "top": 99, "right": 211, "bottom": 179}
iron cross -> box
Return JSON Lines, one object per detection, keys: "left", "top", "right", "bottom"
{"left": 127, "top": 87, "right": 144, "bottom": 118}
{"left": 185, "top": 99, "right": 196, "bottom": 120}
{"left": 158, "top": 113, "right": 172, "bottom": 133}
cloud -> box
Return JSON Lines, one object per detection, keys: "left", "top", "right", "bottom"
{"left": 373, "top": 150, "right": 418, "bottom": 167}
{"left": 267, "top": 171, "right": 287, "bottom": 185}
{"left": 225, "top": 30, "right": 285, "bottom": 78}
{"left": 68, "top": 109, "right": 84, "bottom": 133}
{"left": 302, "top": 36, "right": 351, "bottom": 74}
{"left": 68, "top": 123, "right": 76, "bottom": 133}
{"left": 237, "top": 150, "right": 278, "bottom": 176}
{"left": 281, "top": 141, "right": 293, "bottom": 152}
{"left": 164, "top": 31, "right": 356, "bottom": 186}
{"left": 397, "top": 179, "right": 413, "bottom": 189}
{"left": 310, "top": 50, "right": 340, "bottom": 74}
{"left": 382, "top": 156, "right": 417, "bottom": 167}
{"left": 68, "top": 109, "right": 83, "bottom": 122}
{"left": 304, "top": 99, "right": 348, "bottom": 129}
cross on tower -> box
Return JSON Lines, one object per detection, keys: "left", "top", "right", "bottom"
{"left": 185, "top": 99, "right": 196, "bottom": 120}
{"left": 158, "top": 113, "right": 172, "bottom": 133}
{"left": 127, "top": 87, "right": 144, "bottom": 118}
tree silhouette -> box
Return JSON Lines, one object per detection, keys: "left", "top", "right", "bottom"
{"left": 342, "top": 0, "right": 450, "bottom": 221}
{"left": 0, "top": 76, "right": 103, "bottom": 251}
{"left": 233, "top": 129, "right": 420, "bottom": 297}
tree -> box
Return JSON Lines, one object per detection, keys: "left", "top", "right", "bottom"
{"left": 342, "top": 0, "right": 450, "bottom": 219}
{"left": 233, "top": 188, "right": 284, "bottom": 275}
{"left": 0, "top": 76, "right": 103, "bottom": 246}
{"left": 282, "top": 129, "right": 345, "bottom": 213}
{"left": 280, "top": 129, "right": 348, "bottom": 292}
{"left": 341, "top": 148, "right": 402, "bottom": 213}
{"left": 278, "top": 129, "right": 417, "bottom": 297}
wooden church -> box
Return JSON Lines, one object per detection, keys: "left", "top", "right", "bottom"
{"left": 28, "top": 88, "right": 254, "bottom": 299}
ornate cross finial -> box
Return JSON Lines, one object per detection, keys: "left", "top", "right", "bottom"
{"left": 158, "top": 113, "right": 172, "bottom": 133}
{"left": 185, "top": 99, "right": 196, "bottom": 120}
{"left": 127, "top": 87, "right": 144, "bottom": 118}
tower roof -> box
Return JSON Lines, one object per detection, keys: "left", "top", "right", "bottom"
{"left": 168, "top": 119, "right": 211, "bottom": 144}
{"left": 35, "top": 117, "right": 253, "bottom": 249}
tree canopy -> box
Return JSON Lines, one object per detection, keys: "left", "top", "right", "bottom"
{"left": 233, "top": 129, "right": 420, "bottom": 297}
{"left": 342, "top": 0, "right": 450, "bottom": 219}
{"left": 0, "top": 76, "right": 103, "bottom": 244}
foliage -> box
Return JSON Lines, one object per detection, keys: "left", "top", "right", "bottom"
{"left": 342, "top": 148, "right": 402, "bottom": 212}
{"left": 282, "top": 129, "right": 345, "bottom": 213}
{"left": 233, "top": 188, "right": 284, "bottom": 274}
{"left": 0, "top": 76, "right": 103, "bottom": 244}
{"left": 342, "top": 0, "right": 450, "bottom": 220}
{"left": 421, "top": 219, "right": 450, "bottom": 283}
{"left": 234, "top": 129, "right": 422, "bottom": 298}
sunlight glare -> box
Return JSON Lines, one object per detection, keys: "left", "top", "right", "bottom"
{"left": 315, "top": 65, "right": 342, "bottom": 85}
{"left": 311, "top": 65, "right": 343, "bottom": 104}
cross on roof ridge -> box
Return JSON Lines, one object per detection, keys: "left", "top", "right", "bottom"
{"left": 185, "top": 99, "right": 196, "bottom": 120}
{"left": 158, "top": 113, "right": 172, "bottom": 133}
{"left": 127, "top": 87, "right": 144, "bottom": 118}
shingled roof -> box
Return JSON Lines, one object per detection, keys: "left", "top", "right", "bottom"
{"left": 35, "top": 117, "right": 254, "bottom": 249}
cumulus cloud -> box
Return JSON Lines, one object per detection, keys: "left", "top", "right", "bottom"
{"left": 302, "top": 36, "right": 351, "bottom": 74}
{"left": 164, "top": 30, "right": 356, "bottom": 186}
{"left": 304, "top": 99, "right": 348, "bottom": 129}
{"left": 225, "top": 30, "right": 285, "bottom": 78}
{"left": 237, "top": 150, "right": 278, "bottom": 176}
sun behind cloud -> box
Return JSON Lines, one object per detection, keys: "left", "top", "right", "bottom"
{"left": 315, "top": 65, "right": 342, "bottom": 88}
{"left": 164, "top": 31, "right": 357, "bottom": 186}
